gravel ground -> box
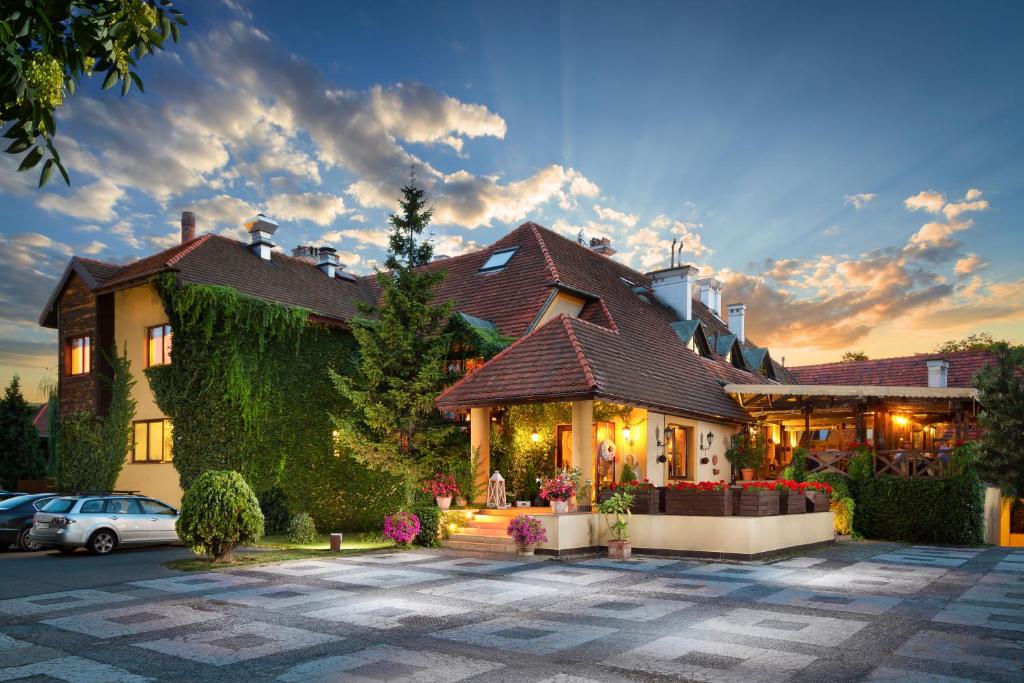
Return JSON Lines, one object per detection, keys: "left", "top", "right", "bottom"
{"left": 0, "top": 541, "right": 1021, "bottom": 682}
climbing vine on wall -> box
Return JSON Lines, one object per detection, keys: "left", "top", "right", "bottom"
{"left": 145, "top": 274, "right": 405, "bottom": 530}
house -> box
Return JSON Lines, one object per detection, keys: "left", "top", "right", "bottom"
{"left": 41, "top": 212, "right": 994, "bottom": 554}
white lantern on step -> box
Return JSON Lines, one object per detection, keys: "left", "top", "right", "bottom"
{"left": 487, "top": 471, "right": 507, "bottom": 509}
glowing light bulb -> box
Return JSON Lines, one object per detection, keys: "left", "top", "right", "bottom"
{"left": 530, "top": 430, "right": 540, "bottom": 443}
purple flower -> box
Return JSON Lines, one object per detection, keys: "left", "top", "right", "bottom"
{"left": 506, "top": 515, "right": 548, "bottom": 546}
{"left": 383, "top": 511, "right": 421, "bottom": 545}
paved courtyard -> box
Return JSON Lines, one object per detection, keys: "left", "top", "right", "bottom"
{"left": 0, "top": 542, "right": 1022, "bottom": 682}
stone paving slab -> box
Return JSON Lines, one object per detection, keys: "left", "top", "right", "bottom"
{"left": 1, "top": 544, "right": 1023, "bottom": 682}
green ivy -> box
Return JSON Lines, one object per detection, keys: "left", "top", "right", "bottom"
{"left": 146, "top": 275, "right": 405, "bottom": 531}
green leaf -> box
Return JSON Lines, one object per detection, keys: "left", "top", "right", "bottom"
{"left": 38, "top": 158, "right": 54, "bottom": 187}
{"left": 17, "top": 147, "right": 42, "bottom": 171}
{"left": 56, "top": 159, "right": 70, "bottom": 185}
{"left": 102, "top": 68, "right": 117, "bottom": 89}
{"left": 121, "top": 75, "right": 130, "bottom": 95}
{"left": 129, "top": 72, "right": 144, "bottom": 93}
{"left": 5, "top": 138, "right": 31, "bottom": 154}
{"left": 170, "top": 21, "right": 179, "bottom": 42}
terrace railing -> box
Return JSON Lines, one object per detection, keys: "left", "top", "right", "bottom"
{"left": 805, "top": 450, "right": 952, "bottom": 478}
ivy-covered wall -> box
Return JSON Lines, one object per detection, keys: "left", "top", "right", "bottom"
{"left": 145, "top": 275, "right": 404, "bottom": 531}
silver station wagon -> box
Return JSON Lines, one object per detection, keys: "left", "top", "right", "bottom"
{"left": 30, "top": 495, "right": 180, "bottom": 555}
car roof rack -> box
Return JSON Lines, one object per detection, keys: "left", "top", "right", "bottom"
{"left": 69, "top": 490, "right": 141, "bottom": 496}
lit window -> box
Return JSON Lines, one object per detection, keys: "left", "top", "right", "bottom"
{"left": 146, "top": 324, "right": 172, "bottom": 367}
{"left": 66, "top": 336, "right": 91, "bottom": 376}
{"left": 133, "top": 419, "right": 173, "bottom": 463}
{"left": 666, "top": 425, "right": 693, "bottom": 481}
{"left": 479, "top": 247, "right": 518, "bottom": 272}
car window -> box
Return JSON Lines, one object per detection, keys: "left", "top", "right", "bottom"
{"left": 140, "top": 499, "right": 176, "bottom": 516}
{"left": 79, "top": 499, "right": 105, "bottom": 513}
{"left": 0, "top": 495, "right": 35, "bottom": 510}
{"left": 41, "top": 498, "right": 76, "bottom": 513}
{"left": 106, "top": 499, "right": 143, "bottom": 514}
{"left": 32, "top": 497, "right": 55, "bottom": 511}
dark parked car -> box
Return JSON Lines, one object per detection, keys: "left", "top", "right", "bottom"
{"left": 0, "top": 491, "right": 28, "bottom": 502}
{"left": 0, "top": 494, "right": 57, "bottom": 551}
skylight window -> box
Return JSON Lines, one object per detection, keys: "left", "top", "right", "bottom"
{"left": 479, "top": 247, "right": 518, "bottom": 272}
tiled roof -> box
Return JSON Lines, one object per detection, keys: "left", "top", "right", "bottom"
{"left": 32, "top": 403, "right": 49, "bottom": 438}
{"left": 84, "top": 235, "right": 374, "bottom": 323}
{"left": 788, "top": 350, "right": 998, "bottom": 388}
{"left": 435, "top": 224, "right": 763, "bottom": 422}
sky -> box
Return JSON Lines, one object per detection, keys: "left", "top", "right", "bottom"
{"left": 2, "top": 0, "right": 1023, "bottom": 401}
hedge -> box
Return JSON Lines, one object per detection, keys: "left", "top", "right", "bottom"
{"left": 413, "top": 504, "right": 442, "bottom": 547}
{"left": 805, "top": 472, "right": 851, "bottom": 500}
{"left": 852, "top": 473, "right": 983, "bottom": 545}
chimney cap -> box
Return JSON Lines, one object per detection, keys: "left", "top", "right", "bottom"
{"left": 317, "top": 246, "right": 337, "bottom": 255}
{"left": 181, "top": 211, "right": 196, "bottom": 225}
{"left": 244, "top": 213, "right": 278, "bottom": 234}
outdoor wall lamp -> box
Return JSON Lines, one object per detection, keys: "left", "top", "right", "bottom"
{"left": 530, "top": 430, "right": 540, "bottom": 443}
{"left": 621, "top": 426, "right": 632, "bottom": 445}
{"left": 699, "top": 430, "right": 714, "bottom": 464}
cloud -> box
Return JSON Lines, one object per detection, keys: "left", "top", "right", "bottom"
{"left": 0, "top": 233, "right": 74, "bottom": 328}
{"left": 593, "top": 204, "right": 638, "bottom": 227}
{"left": 943, "top": 190, "right": 988, "bottom": 220}
{"left": 954, "top": 252, "right": 988, "bottom": 275}
{"left": 369, "top": 81, "right": 507, "bottom": 151}
{"left": 265, "top": 192, "right": 347, "bottom": 226}
{"left": 844, "top": 193, "right": 876, "bottom": 209}
{"left": 37, "top": 178, "right": 124, "bottom": 222}
{"left": 179, "top": 195, "right": 258, "bottom": 239}
{"left": 321, "top": 227, "right": 390, "bottom": 249}
{"left": 904, "top": 190, "right": 946, "bottom": 214}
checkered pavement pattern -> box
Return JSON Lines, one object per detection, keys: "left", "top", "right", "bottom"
{"left": 0, "top": 544, "right": 1022, "bottom": 682}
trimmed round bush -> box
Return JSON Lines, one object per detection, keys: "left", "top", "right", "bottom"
{"left": 286, "top": 512, "right": 318, "bottom": 545}
{"left": 177, "top": 470, "right": 264, "bottom": 562}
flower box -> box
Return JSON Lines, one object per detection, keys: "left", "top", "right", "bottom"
{"left": 779, "top": 489, "right": 806, "bottom": 515}
{"left": 664, "top": 482, "right": 732, "bottom": 516}
{"left": 599, "top": 480, "right": 661, "bottom": 514}
{"left": 737, "top": 488, "right": 779, "bottom": 517}
{"left": 806, "top": 492, "right": 830, "bottom": 512}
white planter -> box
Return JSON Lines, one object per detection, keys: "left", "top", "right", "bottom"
{"left": 550, "top": 499, "right": 569, "bottom": 514}
{"left": 436, "top": 496, "right": 452, "bottom": 510}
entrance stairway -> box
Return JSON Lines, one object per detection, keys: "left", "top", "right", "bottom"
{"left": 440, "top": 507, "right": 551, "bottom": 554}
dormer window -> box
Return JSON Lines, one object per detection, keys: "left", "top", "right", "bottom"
{"left": 479, "top": 247, "right": 518, "bottom": 273}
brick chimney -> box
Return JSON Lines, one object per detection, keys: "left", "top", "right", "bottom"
{"left": 291, "top": 245, "right": 318, "bottom": 263}
{"left": 181, "top": 211, "right": 196, "bottom": 243}
{"left": 589, "top": 236, "right": 616, "bottom": 257}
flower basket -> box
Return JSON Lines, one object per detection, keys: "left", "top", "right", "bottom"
{"left": 737, "top": 484, "right": 779, "bottom": 517}
{"left": 806, "top": 492, "right": 830, "bottom": 513}
{"left": 507, "top": 515, "right": 547, "bottom": 552}
{"left": 601, "top": 480, "right": 660, "bottom": 514}
{"left": 779, "top": 489, "right": 806, "bottom": 514}
{"left": 664, "top": 481, "right": 732, "bottom": 516}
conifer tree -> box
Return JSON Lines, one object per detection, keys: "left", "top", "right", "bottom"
{"left": 974, "top": 343, "right": 1024, "bottom": 497}
{"left": 0, "top": 376, "right": 45, "bottom": 488}
{"left": 332, "top": 178, "right": 457, "bottom": 494}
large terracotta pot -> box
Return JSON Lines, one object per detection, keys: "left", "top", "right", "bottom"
{"left": 436, "top": 496, "right": 452, "bottom": 510}
{"left": 550, "top": 499, "right": 569, "bottom": 514}
{"left": 740, "top": 468, "right": 755, "bottom": 481}
{"left": 608, "top": 539, "right": 632, "bottom": 560}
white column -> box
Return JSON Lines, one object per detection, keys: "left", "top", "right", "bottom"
{"left": 572, "top": 400, "right": 594, "bottom": 501}
{"left": 470, "top": 407, "right": 490, "bottom": 505}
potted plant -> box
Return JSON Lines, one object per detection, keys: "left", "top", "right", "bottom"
{"left": 422, "top": 473, "right": 460, "bottom": 510}
{"left": 601, "top": 479, "right": 660, "bottom": 513}
{"left": 596, "top": 491, "right": 634, "bottom": 559}
{"left": 773, "top": 479, "right": 806, "bottom": 514}
{"left": 801, "top": 481, "right": 833, "bottom": 512}
{"left": 506, "top": 514, "right": 548, "bottom": 556}
{"left": 539, "top": 469, "right": 578, "bottom": 514}
{"left": 737, "top": 482, "right": 780, "bottom": 516}
{"left": 382, "top": 511, "right": 421, "bottom": 546}
{"left": 725, "top": 431, "right": 767, "bottom": 481}
{"left": 664, "top": 480, "right": 732, "bottom": 516}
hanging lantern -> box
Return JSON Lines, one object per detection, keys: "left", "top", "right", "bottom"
{"left": 530, "top": 430, "right": 541, "bottom": 443}
{"left": 487, "top": 470, "right": 508, "bottom": 509}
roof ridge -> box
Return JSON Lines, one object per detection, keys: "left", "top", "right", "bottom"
{"left": 166, "top": 233, "right": 215, "bottom": 267}
{"left": 560, "top": 314, "right": 598, "bottom": 390}
{"left": 789, "top": 348, "right": 996, "bottom": 369}
{"left": 570, "top": 312, "right": 619, "bottom": 336}
{"left": 529, "top": 223, "right": 560, "bottom": 282}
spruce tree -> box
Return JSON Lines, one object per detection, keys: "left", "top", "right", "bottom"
{"left": 332, "top": 179, "right": 457, "bottom": 495}
{"left": 974, "top": 343, "right": 1024, "bottom": 497}
{"left": 0, "top": 376, "right": 46, "bottom": 488}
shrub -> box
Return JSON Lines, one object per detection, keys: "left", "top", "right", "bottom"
{"left": 596, "top": 491, "right": 634, "bottom": 541}
{"left": 259, "top": 486, "right": 291, "bottom": 535}
{"left": 780, "top": 447, "right": 808, "bottom": 482}
{"left": 286, "top": 512, "right": 318, "bottom": 545}
{"left": 620, "top": 462, "right": 637, "bottom": 483}
{"left": 853, "top": 473, "right": 983, "bottom": 545}
{"left": 383, "top": 511, "right": 420, "bottom": 545}
{"left": 177, "top": 470, "right": 264, "bottom": 562}
{"left": 832, "top": 497, "right": 855, "bottom": 535}
{"left": 848, "top": 443, "right": 875, "bottom": 482}
{"left": 507, "top": 514, "right": 548, "bottom": 546}
{"left": 413, "top": 505, "right": 442, "bottom": 547}
{"left": 805, "top": 472, "right": 851, "bottom": 500}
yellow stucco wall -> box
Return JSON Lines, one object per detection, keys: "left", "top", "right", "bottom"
{"left": 644, "top": 411, "right": 740, "bottom": 485}
{"left": 534, "top": 291, "right": 586, "bottom": 328}
{"left": 113, "top": 284, "right": 183, "bottom": 507}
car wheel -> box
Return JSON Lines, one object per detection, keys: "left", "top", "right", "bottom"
{"left": 17, "top": 528, "right": 42, "bottom": 552}
{"left": 87, "top": 530, "right": 117, "bottom": 555}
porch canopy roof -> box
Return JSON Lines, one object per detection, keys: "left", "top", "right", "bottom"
{"left": 435, "top": 313, "right": 754, "bottom": 424}
{"left": 723, "top": 383, "right": 978, "bottom": 413}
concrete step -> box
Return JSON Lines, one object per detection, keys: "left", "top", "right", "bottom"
{"left": 473, "top": 507, "right": 552, "bottom": 517}
{"left": 448, "top": 531, "right": 515, "bottom": 544}
{"left": 452, "top": 527, "right": 508, "bottom": 539}
{"left": 441, "top": 539, "right": 520, "bottom": 554}
{"left": 462, "top": 519, "right": 509, "bottom": 530}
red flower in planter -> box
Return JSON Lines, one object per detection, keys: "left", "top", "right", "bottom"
{"left": 740, "top": 481, "right": 778, "bottom": 492}
{"left": 799, "top": 481, "right": 833, "bottom": 495}
{"left": 673, "top": 480, "right": 729, "bottom": 492}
